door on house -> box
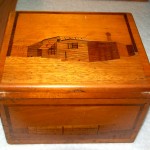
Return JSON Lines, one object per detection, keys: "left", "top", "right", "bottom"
{"left": 37, "top": 49, "right": 42, "bottom": 56}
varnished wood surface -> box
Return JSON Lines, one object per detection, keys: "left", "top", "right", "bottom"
{"left": 0, "top": 12, "right": 150, "bottom": 86}
{"left": 0, "top": 0, "right": 17, "bottom": 118}
{"left": 0, "top": 0, "right": 17, "bottom": 52}
{"left": 0, "top": 12, "right": 150, "bottom": 144}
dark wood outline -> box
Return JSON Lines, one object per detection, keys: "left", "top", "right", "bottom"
{"left": 0, "top": 0, "right": 18, "bottom": 52}
{"left": 3, "top": 103, "right": 145, "bottom": 139}
{"left": 124, "top": 14, "right": 138, "bottom": 52}
{"left": 7, "top": 12, "right": 19, "bottom": 56}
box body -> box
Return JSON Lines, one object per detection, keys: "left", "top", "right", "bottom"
{"left": 0, "top": 12, "right": 150, "bottom": 144}
{"left": 1, "top": 98, "right": 150, "bottom": 143}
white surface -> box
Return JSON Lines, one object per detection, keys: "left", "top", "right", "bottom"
{"left": 0, "top": 0, "right": 150, "bottom": 149}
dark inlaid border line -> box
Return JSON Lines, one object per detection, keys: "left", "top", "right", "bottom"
{"left": 132, "top": 104, "right": 145, "bottom": 130}
{"left": 124, "top": 14, "right": 138, "bottom": 52}
{"left": 6, "top": 103, "right": 144, "bottom": 107}
{"left": 15, "top": 11, "right": 131, "bottom": 15}
{"left": 7, "top": 12, "right": 19, "bottom": 56}
{"left": 3, "top": 105, "right": 14, "bottom": 139}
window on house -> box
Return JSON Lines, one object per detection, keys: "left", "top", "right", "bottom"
{"left": 48, "top": 44, "right": 56, "bottom": 55}
{"left": 68, "top": 43, "right": 78, "bottom": 49}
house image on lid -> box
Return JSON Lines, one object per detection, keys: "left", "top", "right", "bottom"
{"left": 27, "top": 33, "right": 137, "bottom": 62}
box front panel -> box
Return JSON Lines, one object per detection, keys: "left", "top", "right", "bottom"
{"left": 1, "top": 102, "right": 146, "bottom": 143}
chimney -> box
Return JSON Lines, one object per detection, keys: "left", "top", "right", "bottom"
{"left": 106, "top": 32, "right": 112, "bottom": 41}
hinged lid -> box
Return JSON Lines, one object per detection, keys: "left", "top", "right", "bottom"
{"left": 0, "top": 12, "right": 150, "bottom": 99}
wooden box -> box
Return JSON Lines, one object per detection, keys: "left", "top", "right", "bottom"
{"left": 0, "top": 12, "right": 150, "bottom": 144}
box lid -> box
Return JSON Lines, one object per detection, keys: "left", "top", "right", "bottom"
{"left": 0, "top": 12, "right": 150, "bottom": 99}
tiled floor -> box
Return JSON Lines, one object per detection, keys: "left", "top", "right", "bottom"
{"left": 0, "top": 0, "right": 150, "bottom": 149}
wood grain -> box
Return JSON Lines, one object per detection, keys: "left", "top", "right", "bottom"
{"left": 1, "top": 12, "right": 149, "bottom": 85}
{"left": 1, "top": 98, "right": 149, "bottom": 144}
{"left": 0, "top": 0, "right": 17, "bottom": 118}
{"left": 0, "top": 12, "right": 150, "bottom": 144}
{"left": 127, "top": 14, "right": 150, "bottom": 78}
{"left": 0, "top": 0, "right": 17, "bottom": 52}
